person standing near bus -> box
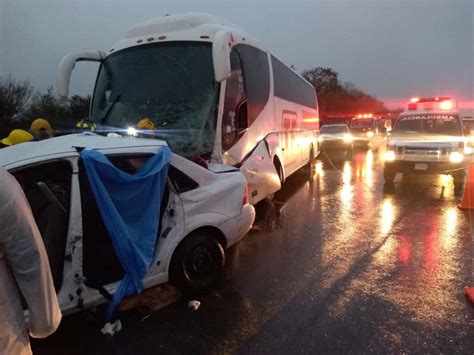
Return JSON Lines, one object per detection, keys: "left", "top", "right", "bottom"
{"left": 0, "top": 168, "right": 62, "bottom": 355}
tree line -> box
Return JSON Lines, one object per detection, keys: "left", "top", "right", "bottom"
{"left": 301, "top": 67, "right": 387, "bottom": 119}
{"left": 0, "top": 76, "right": 90, "bottom": 137}
{"left": 0, "top": 68, "right": 388, "bottom": 137}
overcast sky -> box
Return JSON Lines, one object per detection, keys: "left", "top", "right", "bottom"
{"left": 0, "top": 0, "right": 472, "bottom": 108}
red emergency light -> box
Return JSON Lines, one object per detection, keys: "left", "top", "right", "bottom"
{"left": 407, "top": 96, "right": 456, "bottom": 111}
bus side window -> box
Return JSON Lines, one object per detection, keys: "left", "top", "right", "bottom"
{"left": 222, "top": 49, "right": 248, "bottom": 150}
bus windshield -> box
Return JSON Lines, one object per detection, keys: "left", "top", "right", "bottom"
{"left": 394, "top": 114, "right": 462, "bottom": 136}
{"left": 91, "top": 41, "right": 219, "bottom": 157}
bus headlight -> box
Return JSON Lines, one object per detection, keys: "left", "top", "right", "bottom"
{"left": 385, "top": 150, "right": 396, "bottom": 162}
{"left": 449, "top": 151, "right": 464, "bottom": 163}
{"left": 367, "top": 131, "right": 374, "bottom": 138}
{"left": 343, "top": 134, "right": 353, "bottom": 143}
{"left": 464, "top": 146, "right": 473, "bottom": 155}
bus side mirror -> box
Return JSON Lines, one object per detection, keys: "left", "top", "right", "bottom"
{"left": 56, "top": 50, "right": 105, "bottom": 98}
{"left": 213, "top": 31, "right": 232, "bottom": 82}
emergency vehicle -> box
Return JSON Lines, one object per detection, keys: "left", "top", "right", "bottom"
{"left": 383, "top": 97, "right": 468, "bottom": 188}
{"left": 349, "top": 114, "right": 381, "bottom": 149}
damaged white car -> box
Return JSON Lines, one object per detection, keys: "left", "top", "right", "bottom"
{"left": 0, "top": 134, "right": 255, "bottom": 315}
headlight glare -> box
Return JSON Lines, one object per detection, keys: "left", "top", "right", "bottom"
{"left": 449, "top": 151, "right": 464, "bottom": 163}
{"left": 343, "top": 134, "right": 353, "bottom": 143}
{"left": 385, "top": 150, "right": 396, "bottom": 161}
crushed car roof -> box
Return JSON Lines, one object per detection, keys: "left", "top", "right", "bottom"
{"left": 0, "top": 133, "right": 167, "bottom": 168}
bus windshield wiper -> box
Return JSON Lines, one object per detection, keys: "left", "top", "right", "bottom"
{"left": 100, "top": 93, "right": 121, "bottom": 124}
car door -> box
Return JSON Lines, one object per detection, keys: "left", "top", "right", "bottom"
{"left": 11, "top": 159, "right": 78, "bottom": 312}
{"left": 77, "top": 149, "right": 182, "bottom": 307}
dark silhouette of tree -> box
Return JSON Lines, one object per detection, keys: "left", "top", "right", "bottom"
{"left": 0, "top": 76, "right": 33, "bottom": 135}
{"left": 69, "top": 95, "right": 91, "bottom": 121}
{"left": 302, "top": 67, "right": 387, "bottom": 120}
{"left": 23, "top": 87, "right": 91, "bottom": 132}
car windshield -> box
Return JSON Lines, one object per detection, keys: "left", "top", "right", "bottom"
{"left": 394, "top": 114, "right": 462, "bottom": 136}
{"left": 321, "top": 125, "right": 348, "bottom": 134}
{"left": 350, "top": 118, "right": 375, "bottom": 128}
{"left": 91, "top": 41, "right": 219, "bottom": 157}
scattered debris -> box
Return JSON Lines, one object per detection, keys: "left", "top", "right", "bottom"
{"left": 188, "top": 300, "right": 201, "bottom": 310}
{"left": 101, "top": 320, "right": 122, "bottom": 336}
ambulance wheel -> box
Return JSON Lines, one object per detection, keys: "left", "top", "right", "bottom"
{"left": 169, "top": 233, "right": 225, "bottom": 295}
{"left": 383, "top": 167, "right": 397, "bottom": 183}
{"left": 452, "top": 170, "right": 466, "bottom": 192}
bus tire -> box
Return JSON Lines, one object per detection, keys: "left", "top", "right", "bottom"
{"left": 265, "top": 157, "right": 283, "bottom": 203}
{"left": 169, "top": 232, "right": 225, "bottom": 295}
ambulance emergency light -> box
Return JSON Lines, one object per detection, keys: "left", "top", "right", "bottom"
{"left": 407, "top": 97, "right": 457, "bottom": 111}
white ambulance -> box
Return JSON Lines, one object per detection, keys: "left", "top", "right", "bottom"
{"left": 383, "top": 97, "right": 468, "bottom": 189}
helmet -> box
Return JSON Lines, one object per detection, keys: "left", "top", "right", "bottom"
{"left": 76, "top": 118, "right": 96, "bottom": 131}
{"left": 137, "top": 118, "right": 156, "bottom": 130}
{"left": 31, "top": 118, "right": 52, "bottom": 134}
{"left": 1, "top": 129, "right": 34, "bottom": 146}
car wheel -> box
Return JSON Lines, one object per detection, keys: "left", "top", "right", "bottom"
{"left": 383, "top": 166, "right": 397, "bottom": 183}
{"left": 346, "top": 148, "right": 353, "bottom": 160}
{"left": 169, "top": 232, "right": 225, "bottom": 295}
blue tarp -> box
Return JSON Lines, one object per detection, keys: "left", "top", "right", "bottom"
{"left": 80, "top": 147, "right": 171, "bottom": 320}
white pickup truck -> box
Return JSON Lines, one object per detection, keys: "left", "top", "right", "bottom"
{"left": 384, "top": 97, "right": 468, "bottom": 189}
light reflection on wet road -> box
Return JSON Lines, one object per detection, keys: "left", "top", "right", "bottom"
{"left": 34, "top": 149, "right": 474, "bottom": 354}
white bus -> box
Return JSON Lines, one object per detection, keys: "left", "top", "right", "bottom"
{"left": 57, "top": 13, "right": 320, "bottom": 204}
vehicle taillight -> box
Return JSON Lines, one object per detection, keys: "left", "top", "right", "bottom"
{"left": 242, "top": 184, "right": 249, "bottom": 206}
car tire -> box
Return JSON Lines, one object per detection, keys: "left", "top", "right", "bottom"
{"left": 169, "top": 232, "right": 225, "bottom": 295}
{"left": 346, "top": 148, "right": 353, "bottom": 160}
{"left": 383, "top": 166, "right": 397, "bottom": 183}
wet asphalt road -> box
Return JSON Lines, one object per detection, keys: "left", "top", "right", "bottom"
{"left": 33, "top": 149, "right": 474, "bottom": 354}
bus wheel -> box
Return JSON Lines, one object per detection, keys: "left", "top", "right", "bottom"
{"left": 265, "top": 158, "right": 283, "bottom": 203}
